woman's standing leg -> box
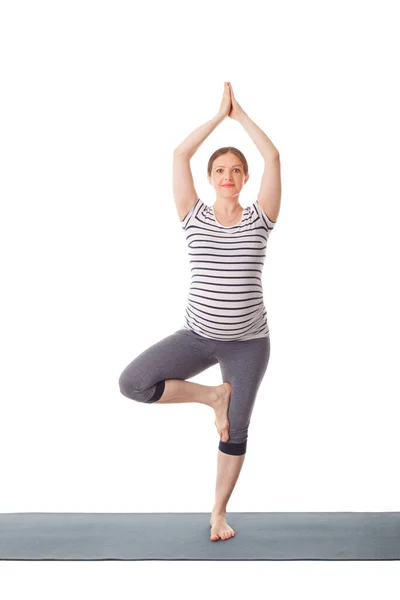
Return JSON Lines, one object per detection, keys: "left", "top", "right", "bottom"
{"left": 209, "top": 335, "right": 271, "bottom": 541}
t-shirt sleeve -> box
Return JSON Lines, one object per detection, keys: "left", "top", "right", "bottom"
{"left": 180, "top": 198, "right": 205, "bottom": 230}
{"left": 254, "top": 200, "right": 277, "bottom": 235}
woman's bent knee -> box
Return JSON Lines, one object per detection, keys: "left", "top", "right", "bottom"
{"left": 118, "top": 372, "right": 165, "bottom": 404}
{"left": 119, "top": 372, "right": 145, "bottom": 402}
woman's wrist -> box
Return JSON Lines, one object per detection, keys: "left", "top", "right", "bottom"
{"left": 214, "top": 110, "right": 248, "bottom": 124}
{"left": 235, "top": 111, "right": 248, "bottom": 124}
{"left": 214, "top": 111, "right": 227, "bottom": 124}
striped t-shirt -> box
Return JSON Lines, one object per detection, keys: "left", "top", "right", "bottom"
{"left": 180, "top": 198, "right": 276, "bottom": 341}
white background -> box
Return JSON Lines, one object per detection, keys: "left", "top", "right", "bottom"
{"left": 1, "top": 0, "right": 399, "bottom": 596}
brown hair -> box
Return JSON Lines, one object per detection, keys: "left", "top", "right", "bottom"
{"left": 207, "top": 146, "right": 249, "bottom": 178}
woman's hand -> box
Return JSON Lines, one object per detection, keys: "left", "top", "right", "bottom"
{"left": 227, "top": 82, "right": 246, "bottom": 120}
{"left": 217, "top": 82, "right": 232, "bottom": 119}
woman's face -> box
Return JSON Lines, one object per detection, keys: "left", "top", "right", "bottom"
{"left": 208, "top": 153, "right": 249, "bottom": 195}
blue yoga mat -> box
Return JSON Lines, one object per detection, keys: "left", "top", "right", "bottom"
{"left": 1, "top": 512, "right": 399, "bottom": 561}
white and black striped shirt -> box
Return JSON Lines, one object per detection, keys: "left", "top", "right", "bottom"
{"left": 180, "top": 198, "right": 276, "bottom": 341}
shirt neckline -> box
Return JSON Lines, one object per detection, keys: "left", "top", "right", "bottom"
{"left": 211, "top": 205, "right": 245, "bottom": 228}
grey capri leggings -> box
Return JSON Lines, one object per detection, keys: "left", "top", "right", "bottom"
{"left": 118, "top": 328, "right": 271, "bottom": 456}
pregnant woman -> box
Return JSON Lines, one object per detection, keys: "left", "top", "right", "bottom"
{"left": 119, "top": 82, "right": 281, "bottom": 542}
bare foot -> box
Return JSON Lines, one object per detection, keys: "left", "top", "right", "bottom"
{"left": 209, "top": 513, "right": 235, "bottom": 541}
{"left": 213, "top": 382, "right": 231, "bottom": 442}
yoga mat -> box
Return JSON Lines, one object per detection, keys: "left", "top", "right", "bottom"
{"left": 0, "top": 512, "right": 399, "bottom": 561}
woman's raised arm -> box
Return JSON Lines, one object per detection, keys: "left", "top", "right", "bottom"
{"left": 174, "top": 82, "right": 231, "bottom": 159}
{"left": 173, "top": 83, "right": 231, "bottom": 220}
